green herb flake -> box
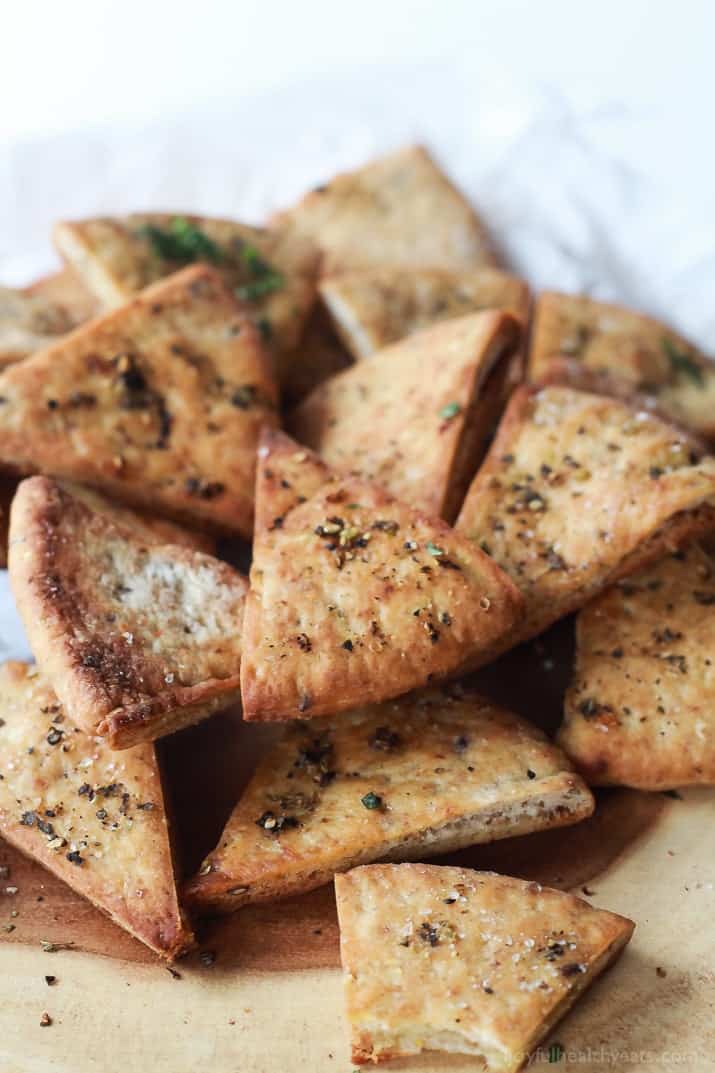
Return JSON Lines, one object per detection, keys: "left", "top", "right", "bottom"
{"left": 439, "top": 401, "right": 461, "bottom": 420}
{"left": 661, "top": 338, "right": 704, "bottom": 387}
{"left": 236, "top": 273, "right": 285, "bottom": 302}
{"left": 139, "top": 217, "right": 223, "bottom": 265}
{"left": 361, "top": 791, "right": 383, "bottom": 810}
{"left": 426, "top": 542, "right": 444, "bottom": 557}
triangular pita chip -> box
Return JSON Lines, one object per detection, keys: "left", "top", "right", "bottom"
{"left": 456, "top": 385, "right": 715, "bottom": 657}
{"left": 0, "top": 283, "right": 86, "bottom": 367}
{"left": 254, "top": 427, "right": 333, "bottom": 537}
{"left": 277, "top": 301, "right": 353, "bottom": 406}
{"left": 54, "top": 213, "right": 319, "bottom": 354}
{"left": 558, "top": 543, "right": 715, "bottom": 789}
{"left": 241, "top": 434, "right": 523, "bottom": 721}
{"left": 271, "top": 145, "right": 501, "bottom": 274}
{"left": 23, "top": 267, "right": 98, "bottom": 323}
{"left": 185, "top": 686, "right": 593, "bottom": 912}
{"left": 290, "top": 312, "right": 522, "bottom": 522}
{"left": 0, "top": 265, "right": 278, "bottom": 537}
{"left": 0, "top": 661, "right": 193, "bottom": 959}
{"left": 529, "top": 292, "right": 715, "bottom": 443}
{"left": 9, "top": 477, "right": 247, "bottom": 748}
{"left": 320, "top": 266, "right": 530, "bottom": 360}
{"left": 335, "top": 863, "right": 634, "bottom": 1069}
{"left": 63, "top": 481, "right": 216, "bottom": 555}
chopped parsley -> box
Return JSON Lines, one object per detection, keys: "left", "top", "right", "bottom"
{"left": 439, "top": 401, "right": 461, "bottom": 420}
{"left": 361, "top": 791, "right": 383, "bottom": 810}
{"left": 139, "top": 217, "right": 223, "bottom": 265}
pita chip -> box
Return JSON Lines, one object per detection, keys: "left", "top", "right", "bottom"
{"left": 254, "top": 427, "right": 333, "bottom": 536}
{"left": 0, "top": 281, "right": 89, "bottom": 367}
{"left": 320, "top": 265, "right": 530, "bottom": 361}
{"left": 24, "top": 267, "right": 98, "bottom": 322}
{"left": 529, "top": 292, "right": 715, "bottom": 443}
{"left": 335, "top": 863, "right": 634, "bottom": 1069}
{"left": 185, "top": 686, "right": 593, "bottom": 913}
{"left": 54, "top": 212, "right": 319, "bottom": 354}
{"left": 559, "top": 543, "right": 715, "bottom": 790}
{"left": 456, "top": 385, "right": 715, "bottom": 656}
{"left": 9, "top": 476, "right": 247, "bottom": 748}
{"left": 0, "top": 661, "right": 192, "bottom": 959}
{"left": 271, "top": 145, "right": 501, "bottom": 274}
{"left": 0, "top": 265, "right": 278, "bottom": 537}
{"left": 241, "top": 433, "right": 523, "bottom": 721}
{"left": 290, "top": 311, "right": 523, "bottom": 522}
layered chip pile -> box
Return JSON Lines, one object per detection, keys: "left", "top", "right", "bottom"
{"left": 0, "top": 143, "right": 711, "bottom": 1068}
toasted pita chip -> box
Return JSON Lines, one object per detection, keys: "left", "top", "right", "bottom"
{"left": 9, "top": 477, "right": 247, "bottom": 748}
{"left": 320, "top": 266, "right": 530, "bottom": 361}
{"left": 335, "top": 863, "right": 634, "bottom": 1069}
{"left": 290, "top": 312, "right": 522, "bottom": 522}
{"left": 456, "top": 385, "right": 715, "bottom": 657}
{"left": 529, "top": 292, "right": 715, "bottom": 443}
{"left": 558, "top": 544, "right": 715, "bottom": 789}
{"left": 54, "top": 213, "right": 319, "bottom": 355}
{"left": 185, "top": 686, "right": 593, "bottom": 912}
{"left": 241, "top": 436, "right": 523, "bottom": 721}
{"left": 254, "top": 427, "right": 333, "bottom": 536}
{"left": 24, "top": 267, "right": 98, "bottom": 322}
{"left": 0, "top": 284, "right": 84, "bottom": 367}
{"left": 0, "top": 661, "right": 192, "bottom": 959}
{"left": 272, "top": 145, "right": 501, "bottom": 274}
{"left": 0, "top": 265, "right": 278, "bottom": 537}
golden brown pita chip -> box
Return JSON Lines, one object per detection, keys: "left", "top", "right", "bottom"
{"left": 335, "top": 863, "right": 634, "bottom": 1069}
{"left": 272, "top": 145, "right": 501, "bottom": 274}
{"left": 0, "top": 283, "right": 86, "bottom": 367}
{"left": 320, "top": 266, "right": 530, "bottom": 360}
{"left": 457, "top": 385, "right": 715, "bottom": 657}
{"left": 254, "top": 427, "right": 332, "bottom": 537}
{"left": 529, "top": 292, "right": 715, "bottom": 443}
{"left": 276, "top": 301, "right": 353, "bottom": 406}
{"left": 54, "top": 213, "right": 319, "bottom": 354}
{"left": 9, "top": 477, "right": 247, "bottom": 748}
{"left": 558, "top": 543, "right": 715, "bottom": 789}
{"left": 290, "top": 311, "right": 522, "bottom": 522}
{"left": 0, "top": 265, "right": 278, "bottom": 537}
{"left": 0, "top": 661, "right": 193, "bottom": 959}
{"left": 24, "top": 267, "right": 98, "bottom": 322}
{"left": 185, "top": 687, "right": 593, "bottom": 912}
{"left": 241, "top": 435, "right": 523, "bottom": 721}
{"left": 63, "top": 481, "right": 216, "bottom": 555}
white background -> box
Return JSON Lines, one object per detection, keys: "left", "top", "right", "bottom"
{"left": 1, "top": 0, "right": 713, "bottom": 347}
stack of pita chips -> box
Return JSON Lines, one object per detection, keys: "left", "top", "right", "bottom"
{"left": 0, "top": 144, "right": 712, "bottom": 1060}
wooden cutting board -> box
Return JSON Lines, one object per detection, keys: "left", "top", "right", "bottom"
{"left": 1, "top": 622, "right": 713, "bottom": 1072}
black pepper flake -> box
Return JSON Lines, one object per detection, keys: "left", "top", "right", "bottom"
{"left": 185, "top": 477, "right": 225, "bottom": 500}
{"left": 693, "top": 591, "right": 715, "bottom": 606}
{"left": 372, "top": 519, "right": 399, "bottom": 534}
{"left": 296, "top": 633, "right": 312, "bottom": 652}
{"left": 137, "top": 802, "right": 155, "bottom": 811}
{"left": 368, "top": 726, "right": 401, "bottom": 751}
{"left": 578, "top": 697, "right": 611, "bottom": 719}
{"left": 199, "top": 950, "right": 216, "bottom": 967}
{"left": 66, "top": 851, "right": 84, "bottom": 866}
{"left": 453, "top": 735, "right": 469, "bottom": 754}
{"left": 342, "top": 639, "right": 353, "bottom": 652}
{"left": 46, "top": 728, "right": 63, "bottom": 746}
{"left": 561, "top": 962, "right": 587, "bottom": 977}
{"left": 526, "top": 769, "right": 536, "bottom": 780}
{"left": 37, "top": 819, "right": 55, "bottom": 837}
{"left": 361, "top": 791, "right": 383, "bottom": 810}
{"left": 96, "top": 809, "right": 108, "bottom": 821}
{"left": 230, "top": 384, "right": 258, "bottom": 409}
{"left": 44, "top": 975, "right": 56, "bottom": 986}
{"left": 21, "top": 811, "right": 37, "bottom": 827}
